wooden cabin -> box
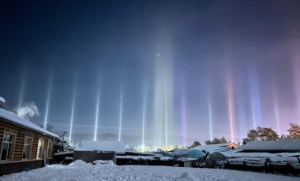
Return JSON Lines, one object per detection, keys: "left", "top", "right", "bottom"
{"left": 0, "top": 98, "right": 58, "bottom": 176}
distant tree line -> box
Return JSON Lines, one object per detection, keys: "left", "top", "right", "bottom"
{"left": 190, "top": 137, "right": 229, "bottom": 148}
{"left": 242, "top": 123, "right": 300, "bottom": 144}
{"left": 190, "top": 123, "right": 300, "bottom": 148}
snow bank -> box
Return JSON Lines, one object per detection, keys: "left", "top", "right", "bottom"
{"left": 176, "top": 172, "right": 197, "bottom": 181}
{"left": 0, "top": 161, "right": 299, "bottom": 181}
{"left": 0, "top": 108, "right": 58, "bottom": 138}
{"left": 0, "top": 97, "right": 5, "bottom": 102}
{"left": 68, "top": 159, "right": 91, "bottom": 167}
{"left": 93, "top": 160, "right": 115, "bottom": 166}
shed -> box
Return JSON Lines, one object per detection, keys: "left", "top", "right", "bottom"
{"left": 192, "top": 143, "right": 239, "bottom": 153}
{"left": 74, "top": 141, "right": 126, "bottom": 164}
{"left": 167, "top": 149, "right": 205, "bottom": 160}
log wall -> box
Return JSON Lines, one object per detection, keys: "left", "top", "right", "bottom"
{"left": 0, "top": 117, "right": 55, "bottom": 163}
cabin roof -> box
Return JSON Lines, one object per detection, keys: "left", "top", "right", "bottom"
{"left": 0, "top": 108, "right": 58, "bottom": 138}
{"left": 236, "top": 139, "right": 300, "bottom": 151}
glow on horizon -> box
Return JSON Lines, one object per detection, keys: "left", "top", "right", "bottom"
{"left": 69, "top": 91, "right": 76, "bottom": 144}
{"left": 118, "top": 94, "right": 123, "bottom": 142}
{"left": 44, "top": 75, "right": 53, "bottom": 129}
{"left": 181, "top": 95, "right": 186, "bottom": 146}
{"left": 208, "top": 97, "right": 213, "bottom": 141}
{"left": 94, "top": 91, "right": 100, "bottom": 141}
{"left": 226, "top": 69, "right": 235, "bottom": 143}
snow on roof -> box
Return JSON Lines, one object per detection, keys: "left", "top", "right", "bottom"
{"left": 0, "top": 108, "right": 58, "bottom": 138}
{"left": 76, "top": 141, "right": 126, "bottom": 154}
{"left": 192, "top": 143, "right": 237, "bottom": 151}
{"left": 217, "top": 152, "right": 299, "bottom": 163}
{"left": 0, "top": 97, "right": 5, "bottom": 102}
{"left": 220, "top": 152, "right": 277, "bottom": 158}
{"left": 54, "top": 151, "right": 74, "bottom": 156}
{"left": 237, "top": 139, "right": 300, "bottom": 151}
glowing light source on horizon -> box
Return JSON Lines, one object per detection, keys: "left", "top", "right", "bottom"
{"left": 44, "top": 75, "right": 53, "bottom": 129}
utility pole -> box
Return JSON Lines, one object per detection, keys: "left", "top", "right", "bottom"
{"left": 62, "top": 132, "right": 68, "bottom": 152}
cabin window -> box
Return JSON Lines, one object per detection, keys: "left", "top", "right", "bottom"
{"left": 36, "top": 138, "right": 44, "bottom": 159}
{"left": 1, "top": 133, "right": 14, "bottom": 160}
{"left": 22, "top": 136, "right": 33, "bottom": 159}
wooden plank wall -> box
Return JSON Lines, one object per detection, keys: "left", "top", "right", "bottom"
{"left": 0, "top": 125, "right": 3, "bottom": 154}
{"left": 0, "top": 117, "right": 55, "bottom": 162}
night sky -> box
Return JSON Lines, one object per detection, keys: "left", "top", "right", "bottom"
{"left": 1, "top": 0, "right": 300, "bottom": 147}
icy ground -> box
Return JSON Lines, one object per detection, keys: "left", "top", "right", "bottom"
{"left": 0, "top": 160, "right": 299, "bottom": 181}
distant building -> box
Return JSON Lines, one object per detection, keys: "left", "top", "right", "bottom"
{"left": 74, "top": 141, "right": 126, "bottom": 164}
{"left": 235, "top": 139, "right": 300, "bottom": 153}
{"left": 0, "top": 97, "right": 58, "bottom": 176}
{"left": 192, "top": 143, "right": 239, "bottom": 153}
{"left": 166, "top": 149, "right": 205, "bottom": 161}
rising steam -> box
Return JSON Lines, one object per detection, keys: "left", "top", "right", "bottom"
{"left": 17, "top": 102, "right": 40, "bottom": 120}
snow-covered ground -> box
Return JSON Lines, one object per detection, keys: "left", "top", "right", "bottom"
{"left": 0, "top": 160, "right": 299, "bottom": 181}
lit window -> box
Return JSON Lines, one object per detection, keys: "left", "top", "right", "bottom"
{"left": 23, "top": 137, "right": 33, "bottom": 159}
{"left": 1, "top": 133, "right": 14, "bottom": 160}
{"left": 36, "top": 138, "right": 43, "bottom": 159}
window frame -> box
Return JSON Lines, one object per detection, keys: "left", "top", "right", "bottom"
{"left": 47, "top": 140, "right": 52, "bottom": 158}
{"left": 22, "top": 136, "right": 33, "bottom": 160}
{"left": 0, "top": 129, "right": 17, "bottom": 162}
